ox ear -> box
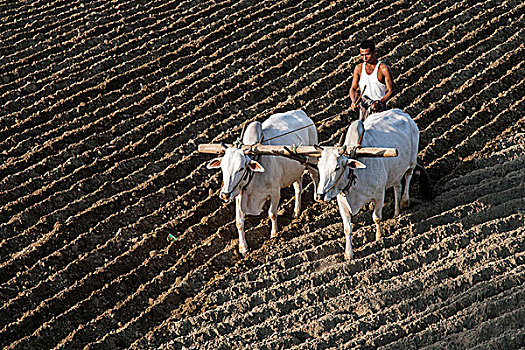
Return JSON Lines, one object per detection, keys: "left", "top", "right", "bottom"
{"left": 207, "top": 157, "right": 223, "bottom": 169}
{"left": 345, "top": 159, "right": 366, "bottom": 169}
{"left": 248, "top": 160, "right": 265, "bottom": 172}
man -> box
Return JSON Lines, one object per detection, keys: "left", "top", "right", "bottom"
{"left": 350, "top": 39, "right": 395, "bottom": 121}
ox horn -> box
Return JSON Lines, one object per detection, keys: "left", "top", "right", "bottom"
{"left": 240, "top": 124, "right": 247, "bottom": 140}
{"left": 335, "top": 133, "right": 345, "bottom": 147}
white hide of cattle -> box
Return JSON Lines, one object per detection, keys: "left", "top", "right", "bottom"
{"left": 207, "top": 110, "right": 318, "bottom": 255}
{"left": 316, "top": 109, "right": 427, "bottom": 260}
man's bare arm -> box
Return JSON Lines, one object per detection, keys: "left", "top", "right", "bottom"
{"left": 349, "top": 64, "right": 361, "bottom": 109}
{"left": 379, "top": 63, "right": 395, "bottom": 103}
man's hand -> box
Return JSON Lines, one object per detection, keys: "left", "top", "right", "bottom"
{"left": 350, "top": 101, "right": 358, "bottom": 110}
{"left": 370, "top": 100, "right": 386, "bottom": 112}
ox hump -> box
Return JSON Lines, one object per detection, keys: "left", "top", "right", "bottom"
{"left": 345, "top": 120, "right": 365, "bottom": 146}
{"left": 243, "top": 121, "right": 263, "bottom": 145}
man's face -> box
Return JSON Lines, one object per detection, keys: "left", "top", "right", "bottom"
{"left": 360, "top": 48, "right": 375, "bottom": 63}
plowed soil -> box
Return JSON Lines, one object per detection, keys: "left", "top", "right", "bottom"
{"left": 0, "top": 0, "right": 524, "bottom": 349}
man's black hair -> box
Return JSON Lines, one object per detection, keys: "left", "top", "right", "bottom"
{"left": 360, "top": 39, "right": 375, "bottom": 52}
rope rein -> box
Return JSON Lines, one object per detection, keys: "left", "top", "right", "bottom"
{"left": 260, "top": 114, "right": 334, "bottom": 143}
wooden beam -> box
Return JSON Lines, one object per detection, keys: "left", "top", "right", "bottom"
{"left": 198, "top": 144, "right": 398, "bottom": 157}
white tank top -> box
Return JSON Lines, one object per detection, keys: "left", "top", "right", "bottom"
{"left": 359, "top": 61, "right": 387, "bottom": 101}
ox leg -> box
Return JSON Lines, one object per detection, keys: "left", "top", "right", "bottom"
{"left": 393, "top": 181, "right": 402, "bottom": 217}
{"left": 373, "top": 192, "right": 385, "bottom": 241}
{"left": 269, "top": 191, "right": 280, "bottom": 238}
{"left": 293, "top": 178, "right": 302, "bottom": 218}
{"left": 236, "top": 195, "right": 248, "bottom": 255}
{"left": 401, "top": 167, "right": 414, "bottom": 209}
{"left": 308, "top": 166, "right": 319, "bottom": 194}
{"left": 337, "top": 195, "right": 354, "bottom": 260}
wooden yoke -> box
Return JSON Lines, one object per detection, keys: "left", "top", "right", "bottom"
{"left": 198, "top": 144, "right": 398, "bottom": 158}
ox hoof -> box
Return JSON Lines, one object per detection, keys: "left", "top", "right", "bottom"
{"left": 270, "top": 232, "right": 279, "bottom": 239}
{"left": 401, "top": 199, "right": 410, "bottom": 209}
{"left": 344, "top": 251, "right": 354, "bottom": 260}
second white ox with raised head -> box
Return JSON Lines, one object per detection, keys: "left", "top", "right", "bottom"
{"left": 315, "top": 109, "right": 431, "bottom": 259}
{"left": 207, "top": 110, "right": 318, "bottom": 255}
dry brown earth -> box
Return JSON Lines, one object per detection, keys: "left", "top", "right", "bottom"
{"left": 0, "top": 0, "right": 523, "bottom": 349}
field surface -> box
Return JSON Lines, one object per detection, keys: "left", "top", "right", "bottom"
{"left": 0, "top": 0, "right": 524, "bottom": 349}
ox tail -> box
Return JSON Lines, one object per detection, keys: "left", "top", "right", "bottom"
{"left": 416, "top": 163, "right": 433, "bottom": 200}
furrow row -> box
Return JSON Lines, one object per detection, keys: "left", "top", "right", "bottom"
{"left": 88, "top": 73, "right": 520, "bottom": 348}
{"left": 0, "top": 0, "right": 368, "bottom": 278}
{"left": 0, "top": 0, "right": 228, "bottom": 96}
{"left": 0, "top": 115, "right": 181, "bottom": 269}
{"left": 1, "top": 0, "right": 406, "bottom": 254}
{"left": 188, "top": 165, "right": 525, "bottom": 317}
{"left": 168, "top": 218, "right": 524, "bottom": 348}
{"left": 0, "top": 0, "right": 101, "bottom": 56}
{"left": 294, "top": 253, "right": 525, "bottom": 349}
{"left": 0, "top": 0, "right": 315, "bottom": 196}
{"left": 382, "top": 277, "right": 525, "bottom": 349}
{"left": 125, "top": 176, "right": 519, "bottom": 346}
{"left": 421, "top": 62, "right": 525, "bottom": 168}
{"left": 0, "top": 0, "right": 260, "bottom": 142}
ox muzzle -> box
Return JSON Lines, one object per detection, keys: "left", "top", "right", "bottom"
{"left": 315, "top": 192, "right": 333, "bottom": 202}
{"left": 219, "top": 191, "right": 235, "bottom": 202}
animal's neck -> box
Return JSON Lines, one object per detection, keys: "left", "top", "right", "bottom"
{"left": 341, "top": 168, "right": 370, "bottom": 215}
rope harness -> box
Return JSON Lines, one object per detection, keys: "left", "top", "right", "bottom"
{"left": 241, "top": 153, "right": 260, "bottom": 192}
{"left": 318, "top": 145, "right": 360, "bottom": 198}
{"left": 341, "top": 170, "right": 358, "bottom": 197}
{"left": 261, "top": 114, "right": 334, "bottom": 143}
{"left": 220, "top": 138, "right": 261, "bottom": 199}
{"left": 340, "top": 145, "right": 361, "bottom": 197}
{"left": 280, "top": 145, "right": 318, "bottom": 170}
{"left": 221, "top": 154, "right": 260, "bottom": 199}
{"left": 318, "top": 126, "right": 364, "bottom": 198}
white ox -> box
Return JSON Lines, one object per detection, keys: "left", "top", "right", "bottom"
{"left": 315, "top": 109, "right": 431, "bottom": 259}
{"left": 207, "top": 110, "right": 318, "bottom": 255}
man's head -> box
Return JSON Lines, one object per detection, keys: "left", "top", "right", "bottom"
{"left": 359, "top": 39, "right": 376, "bottom": 63}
